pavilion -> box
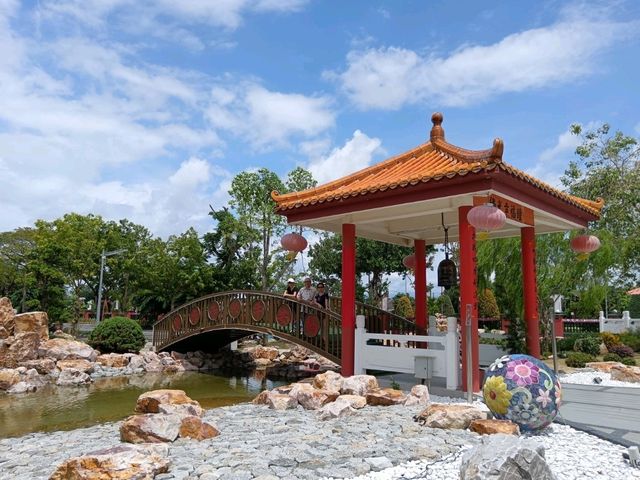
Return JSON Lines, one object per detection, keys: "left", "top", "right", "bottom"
{"left": 272, "top": 113, "right": 603, "bottom": 391}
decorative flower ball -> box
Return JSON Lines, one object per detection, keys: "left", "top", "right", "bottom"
{"left": 482, "top": 353, "right": 561, "bottom": 432}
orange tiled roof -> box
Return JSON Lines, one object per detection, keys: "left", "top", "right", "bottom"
{"left": 628, "top": 288, "right": 640, "bottom": 295}
{"left": 272, "top": 113, "right": 604, "bottom": 217}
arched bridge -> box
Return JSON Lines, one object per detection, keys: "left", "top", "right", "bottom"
{"left": 152, "top": 291, "right": 422, "bottom": 365}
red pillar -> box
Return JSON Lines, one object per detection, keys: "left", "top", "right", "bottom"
{"left": 414, "top": 239, "right": 427, "bottom": 333}
{"left": 341, "top": 223, "right": 356, "bottom": 376}
{"left": 458, "top": 206, "right": 480, "bottom": 392}
{"left": 521, "top": 227, "right": 540, "bottom": 358}
{"left": 554, "top": 314, "right": 564, "bottom": 338}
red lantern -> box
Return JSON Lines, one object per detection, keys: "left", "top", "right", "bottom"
{"left": 403, "top": 254, "right": 416, "bottom": 270}
{"left": 570, "top": 234, "right": 600, "bottom": 258}
{"left": 467, "top": 203, "right": 507, "bottom": 233}
{"left": 281, "top": 233, "right": 307, "bottom": 253}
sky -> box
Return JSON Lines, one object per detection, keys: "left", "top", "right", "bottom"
{"left": 1, "top": 1, "right": 639, "bottom": 255}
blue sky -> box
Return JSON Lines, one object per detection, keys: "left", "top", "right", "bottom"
{"left": 1, "top": 0, "right": 639, "bottom": 240}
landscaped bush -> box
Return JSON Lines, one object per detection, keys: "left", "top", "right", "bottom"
{"left": 607, "top": 343, "right": 635, "bottom": 358}
{"left": 573, "top": 336, "right": 601, "bottom": 356}
{"left": 566, "top": 352, "right": 597, "bottom": 368}
{"left": 603, "top": 353, "right": 623, "bottom": 363}
{"left": 88, "top": 316, "right": 146, "bottom": 354}
{"left": 619, "top": 332, "right": 640, "bottom": 352}
{"left": 621, "top": 357, "right": 637, "bottom": 366}
{"left": 556, "top": 333, "right": 599, "bottom": 352}
{"left": 599, "top": 332, "right": 620, "bottom": 350}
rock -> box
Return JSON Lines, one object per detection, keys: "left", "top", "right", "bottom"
{"left": 178, "top": 416, "right": 220, "bottom": 440}
{"left": 251, "top": 346, "right": 279, "bottom": 361}
{"left": 96, "top": 353, "right": 130, "bottom": 368}
{"left": 52, "top": 329, "right": 75, "bottom": 340}
{"left": 0, "top": 326, "right": 9, "bottom": 339}
{"left": 254, "top": 357, "right": 272, "bottom": 367}
{"left": 144, "top": 360, "right": 163, "bottom": 372}
{"left": 50, "top": 444, "right": 170, "bottom": 480}
{"left": 171, "top": 350, "right": 186, "bottom": 360}
{"left": 2, "top": 332, "right": 41, "bottom": 367}
{"left": 56, "top": 368, "right": 92, "bottom": 386}
{"left": 341, "top": 375, "right": 379, "bottom": 396}
{"left": 460, "top": 434, "right": 555, "bottom": 479}
{"left": 297, "top": 388, "right": 339, "bottom": 410}
{"left": 404, "top": 384, "right": 430, "bottom": 406}
{"left": 7, "top": 381, "right": 38, "bottom": 394}
{"left": 158, "top": 402, "right": 204, "bottom": 418}
{"left": 135, "top": 389, "right": 202, "bottom": 414}
{"left": 13, "top": 311, "right": 49, "bottom": 341}
{"left": 162, "top": 363, "right": 185, "bottom": 373}
{"left": 176, "top": 359, "right": 199, "bottom": 371}
{"left": 318, "top": 399, "right": 356, "bottom": 420}
{"left": 0, "top": 297, "right": 14, "bottom": 335}
{"left": 313, "top": 370, "right": 344, "bottom": 392}
{"left": 22, "top": 358, "right": 56, "bottom": 374}
{"left": 127, "top": 354, "right": 145, "bottom": 370}
{"left": 469, "top": 419, "right": 520, "bottom": 435}
{"left": 415, "top": 403, "right": 488, "bottom": 429}
{"left": 365, "top": 456, "right": 393, "bottom": 471}
{"left": 56, "top": 358, "right": 95, "bottom": 373}
{"left": 610, "top": 365, "right": 640, "bottom": 383}
{"left": 335, "top": 394, "right": 367, "bottom": 409}
{"left": 0, "top": 368, "right": 20, "bottom": 389}
{"left": 267, "top": 393, "right": 298, "bottom": 410}
{"left": 586, "top": 361, "right": 625, "bottom": 372}
{"left": 38, "top": 338, "right": 97, "bottom": 361}
{"left": 252, "top": 390, "right": 270, "bottom": 405}
{"left": 366, "top": 388, "right": 407, "bottom": 406}
{"left": 120, "top": 413, "right": 183, "bottom": 443}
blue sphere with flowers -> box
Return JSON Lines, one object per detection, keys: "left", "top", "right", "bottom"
{"left": 482, "top": 353, "right": 561, "bottom": 432}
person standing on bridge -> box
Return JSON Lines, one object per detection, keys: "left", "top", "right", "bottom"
{"left": 314, "top": 282, "right": 330, "bottom": 310}
{"left": 297, "top": 277, "right": 317, "bottom": 304}
{"left": 283, "top": 278, "right": 299, "bottom": 299}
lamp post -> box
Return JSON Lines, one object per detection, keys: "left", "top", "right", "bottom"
{"left": 96, "top": 249, "right": 127, "bottom": 323}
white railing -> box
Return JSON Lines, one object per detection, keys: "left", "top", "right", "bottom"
{"left": 599, "top": 311, "right": 640, "bottom": 334}
{"left": 354, "top": 315, "right": 459, "bottom": 390}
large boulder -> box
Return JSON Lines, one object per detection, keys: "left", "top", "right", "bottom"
{"left": 610, "top": 365, "right": 640, "bottom": 383}
{"left": 586, "top": 361, "right": 624, "bottom": 373}
{"left": 135, "top": 389, "right": 202, "bottom": 414}
{"left": 469, "top": 419, "right": 520, "bottom": 436}
{"left": 96, "top": 353, "right": 130, "bottom": 368}
{"left": 366, "top": 388, "right": 407, "bottom": 406}
{"left": 297, "top": 388, "right": 339, "bottom": 410}
{"left": 0, "top": 368, "right": 20, "bottom": 390}
{"left": 38, "top": 338, "right": 97, "bottom": 362}
{"left": 267, "top": 393, "right": 298, "bottom": 410}
{"left": 318, "top": 399, "right": 356, "bottom": 420}
{"left": 404, "top": 384, "right": 430, "bottom": 406}
{"left": 157, "top": 402, "right": 203, "bottom": 418}
{"left": 120, "top": 413, "right": 183, "bottom": 443}
{"left": 0, "top": 297, "right": 14, "bottom": 335}
{"left": 251, "top": 346, "right": 279, "bottom": 361}
{"left": 335, "top": 394, "right": 367, "bottom": 409}
{"left": 460, "top": 434, "right": 555, "bottom": 479}
{"left": 252, "top": 390, "right": 270, "bottom": 405}
{"left": 56, "top": 368, "right": 92, "bottom": 386}
{"left": 341, "top": 374, "right": 379, "bottom": 396}
{"left": 13, "top": 311, "right": 49, "bottom": 341}
{"left": 415, "top": 403, "right": 488, "bottom": 430}
{"left": 178, "top": 416, "right": 220, "bottom": 440}
{"left": 22, "top": 358, "right": 56, "bottom": 374}
{"left": 3, "top": 332, "right": 40, "bottom": 367}
{"left": 0, "top": 327, "right": 9, "bottom": 339}
{"left": 313, "top": 370, "right": 344, "bottom": 393}
{"left": 56, "top": 359, "right": 95, "bottom": 374}
{"left": 50, "top": 444, "right": 170, "bottom": 480}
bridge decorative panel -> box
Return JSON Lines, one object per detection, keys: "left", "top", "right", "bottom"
{"left": 153, "top": 291, "right": 423, "bottom": 366}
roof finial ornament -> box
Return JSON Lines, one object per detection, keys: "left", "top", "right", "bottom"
{"left": 430, "top": 112, "right": 445, "bottom": 141}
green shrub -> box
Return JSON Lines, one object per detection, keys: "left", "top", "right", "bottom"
{"left": 558, "top": 351, "right": 568, "bottom": 359}
{"left": 556, "top": 333, "right": 598, "bottom": 352}
{"left": 573, "top": 336, "right": 601, "bottom": 356}
{"left": 629, "top": 295, "right": 640, "bottom": 318}
{"left": 608, "top": 343, "right": 635, "bottom": 358}
{"left": 621, "top": 357, "right": 637, "bottom": 366}
{"left": 619, "top": 332, "right": 640, "bottom": 352}
{"left": 89, "top": 316, "right": 146, "bottom": 354}
{"left": 599, "top": 332, "right": 620, "bottom": 350}
{"left": 603, "top": 353, "right": 623, "bottom": 363}
{"left": 566, "top": 352, "right": 596, "bottom": 368}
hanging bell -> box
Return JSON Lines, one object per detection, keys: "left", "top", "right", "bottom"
{"left": 437, "top": 254, "right": 458, "bottom": 289}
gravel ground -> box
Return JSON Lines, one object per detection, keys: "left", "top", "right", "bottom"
{"left": 559, "top": 370, "right": 640, "bottom": 388}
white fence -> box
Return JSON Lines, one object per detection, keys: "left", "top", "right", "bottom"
{"left": 353, "top": 315, "right": 459, "bottom": 390}
{"left": 599, "top": 311, "right": 640, "bottom": 334}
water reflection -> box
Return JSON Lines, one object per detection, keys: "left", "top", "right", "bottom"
{"left": 0, "top": 371, "right": 284, "bottom": 438}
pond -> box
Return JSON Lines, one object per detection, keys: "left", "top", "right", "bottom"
{"left": 0, "top": 371, "right": 285, "bottom": 438}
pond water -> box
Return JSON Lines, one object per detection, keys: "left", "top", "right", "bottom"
{"left": 0, "top": 371, "right": 285, "bottom": 438}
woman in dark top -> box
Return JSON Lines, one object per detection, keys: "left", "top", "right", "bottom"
{"left": 314, "top": 282, "right": 329, "bottom": 309}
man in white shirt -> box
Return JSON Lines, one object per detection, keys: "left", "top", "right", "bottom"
{"left": 297, "top": 277, "right": 317, "bottom": 304}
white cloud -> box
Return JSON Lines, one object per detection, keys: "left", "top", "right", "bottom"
{"left": 328, "top": 9, "right": 637, "bottom": 110}
{"left": 526, "top": 127, "right": 582, "bottom": 188}
{"left": 306, "top": 130, "right": 383, "bottom": 184}
{"left": 207, "top": 83, "right": 335, "bottom": 149}
{"left": 169, "top": 157, "right": 211, "bottom": 187}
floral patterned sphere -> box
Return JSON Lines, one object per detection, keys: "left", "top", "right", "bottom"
{"left": 482, "top": 354, "right": 561, "bottom": 432}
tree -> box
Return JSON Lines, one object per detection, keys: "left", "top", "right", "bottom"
{"left": 478, "top": 288, "right": 500, "bottom": 319}
{"left": 394, "top": 295, "right": 414, "bottom": 319}
{"left": 629, "top": 295, "right": 640, "bottom": 318}
{"left": 436, "top": 293, "right": 456, "bottom": 317}
{"left": 0, "top": 228, "right": 36, "bottom": 311}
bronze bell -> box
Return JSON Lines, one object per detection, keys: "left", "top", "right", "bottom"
{"left": 438, "top": 256, "right": 457, "bottom": 289}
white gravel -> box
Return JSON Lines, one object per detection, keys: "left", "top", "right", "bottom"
{"left": 559, "top": 370, "right": 640, "bottom": 388}
{"left": 346, "top": 423, "right": 640, "bottom": 480}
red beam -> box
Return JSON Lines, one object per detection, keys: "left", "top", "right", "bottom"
{"left": 341, "top": 223, "right": 356, "bottom": 376}
{"left": 414, "top": 239, "right": 427, "bottom": 332}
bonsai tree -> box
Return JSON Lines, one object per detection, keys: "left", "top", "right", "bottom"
{"left": 478, "top": 288, "right": 500, "bottom": 319}
{"left": 437, "top": 293, "right": 456, "bottom": 317}
{"left": 394, "top": 295, "right": 415, "bottom": 319}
